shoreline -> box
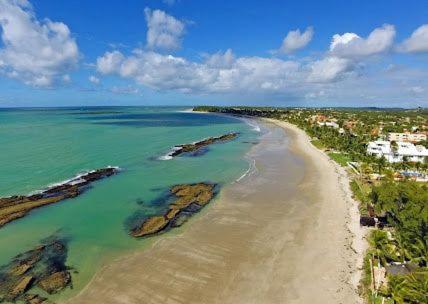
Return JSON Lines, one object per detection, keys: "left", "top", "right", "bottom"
{"left": 265, "top": 118, "right": 367, "bottom": 294}
{"left": 62, "top": 117, "right": 366, "bottom": 304}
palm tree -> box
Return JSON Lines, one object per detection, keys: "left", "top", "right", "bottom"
{"left": 388, "top": 275, "right": 407, "bottom": 304}
{"left": 388, "top": 272, "right": 428, "bottom": 304}
{"left": 408, "top": 237, "right": 428, "bottom": 267}
{"left": 369, "top": 230, "right": 393, "bottom": 266}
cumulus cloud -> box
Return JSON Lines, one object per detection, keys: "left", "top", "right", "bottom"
{"left": 0, "top": 0, "right": 79, "bottom": 86}
{"left": 279, "top": 27, "right": 314, "bottom": 54}
{"left": 89, "top": 75, "right": 100, "bottom": 84}
{"left": 144, "top": 8, "right": 185, "bottom": 50}
{"left": 205, "top": 49, "right": 235, "bottom": 68}
{"left": 92, "top": 23, "right": 428, "bottom": 104}
{"left": 330, "top": 24, "right": 395, "bottom": 58}
{"left": 307, "top": 56, "right": 354, "bottom": 83}
{"left": 399, "top": 24, "right": 428, "bottom": 53}
{"left": 96, "top": 48, "right": 307, "bottom": 94}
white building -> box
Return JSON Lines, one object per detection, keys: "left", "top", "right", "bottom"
{"left": 367, "top": 140, "right": 428, "bottom": 163}
{"left": 317, "top": 121, "right": 339, "bottom": 129}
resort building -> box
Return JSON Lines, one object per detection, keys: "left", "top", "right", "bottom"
{"left": 367, "top": 140, "right": 428, "bottom": 163}
{"left": 387, "top": 132, "right": 427, "bottom": 143}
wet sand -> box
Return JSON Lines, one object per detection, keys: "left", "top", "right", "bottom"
{"left": 64, "top": 119, "right": 365, "bottom": 304}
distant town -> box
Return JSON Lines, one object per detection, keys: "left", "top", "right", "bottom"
{"left": 194, "top": 106, "right": 428, "bottom": 304}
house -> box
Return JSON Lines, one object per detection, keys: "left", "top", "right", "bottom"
{"left": 387, "top": 132, "right": 427, "bottom": 143}
{"left": 367, "top": 140, "right": 428, "bottom": 163}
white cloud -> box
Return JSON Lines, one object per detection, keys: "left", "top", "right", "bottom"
{"left": 399, "top": 24, "right": 428, "bottom": 53}
{"left": 307, "top": 56, "right": 353, "bottom": 83}
{"left": 96, "top": 49, "right": 306, "bottom": 94}
{"left": 408, "top": 86, "right": 425, "bottom": 94}
{"left": 205, "top": 49, "right": 235, "bottom": 68}
{"left": 330, "top": 24, "right": 395, "bottom": 58}
{"left": 96, "top": 50, "right": 124, "bottom": 74}
{"left": 144, "top": 8, "right": 185, "bottom": 50}
{"left": 0, "top": 0, "right": 79, "bottom": 86}
{"left": 89, "top": 75, "right": 100, "bottom": 84}
{"left": 92, "top": 23, "right": 428, "bottom": 105}
{"left": 279, "top": 27, "right": 314, "bottom": 54}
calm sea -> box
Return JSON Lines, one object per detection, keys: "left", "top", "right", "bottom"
{"left": 0, "top": 107, "right": 259, "bottom": 300}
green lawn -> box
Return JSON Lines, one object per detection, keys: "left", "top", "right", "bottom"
{"left": 328, "top": 152, "right": 351, "bottom": 167}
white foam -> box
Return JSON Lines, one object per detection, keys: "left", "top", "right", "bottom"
{"left": 176, "top": 108, "right": 195, "bottom": 113}
{"left": 158, "top": 147, "right": 181, "bottom": 161}
{"left": 28, "top": 166, "right": 120, "bottom": 195}
{"left": 242, "top": 119, "right": 261, "bottom": 132}
{"left": 235, "top": 159, "right": 257, "bottom": 182}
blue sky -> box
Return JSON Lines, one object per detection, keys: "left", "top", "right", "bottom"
{"left": 0, "top": 0, "right": 427, "bottom": 107}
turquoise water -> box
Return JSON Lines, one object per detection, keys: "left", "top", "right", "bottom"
{"left": 0, "top": 107, "right": 258, "bottom": 300}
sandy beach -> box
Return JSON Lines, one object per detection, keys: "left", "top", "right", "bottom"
{"left": 63, "top": 118, "right": 366, "bottom": 304}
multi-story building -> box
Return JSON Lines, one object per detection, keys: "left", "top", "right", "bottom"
{"left": 367, "top": 140, "right": 428, "bottom": 163}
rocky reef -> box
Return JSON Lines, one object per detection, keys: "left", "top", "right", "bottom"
{"left": 0, "top": 236, "right": 72, "bottom": 303}
{"left": 130, "top": 183, "right": 216, "bottom": 237}
{"left": 165, "top": 133, "right": 238, "bottom": 158}
{"left": 0, "top": 167, "right": 119, "bottom": 229}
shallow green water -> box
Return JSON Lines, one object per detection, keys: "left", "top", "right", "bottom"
{"left": 0, "top": 107, "right": 258, "bottom": 300}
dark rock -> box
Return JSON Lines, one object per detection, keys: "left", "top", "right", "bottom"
{"left": 167, "top": 133, "right": 238, "bottom": 158}
{"left": 0, "top": 236, "right": 72, "bottom": 303}
{"left": 360, "top": 216, "right": 376, "bottom": 226}
{"left": 24, "top": 293, "right": 48, "bottom": 304}
{"left": 130, "top": 183, "right": 216, "bottom": 238}
{"left": 0, "top": 167, "right": 119, "bottom": 229}
{"left": 38, "top": 271, "right": 71, "bottom": 294}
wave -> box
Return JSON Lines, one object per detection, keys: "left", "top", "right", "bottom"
{"left": 235, "top": 159, "right": 257, "bottom": 183}
{"left": 243, "top": 119, "right": 261, "bottom": 132}
{"left": 176, "top": 108, "right": 195, "bottom": 113}
{"left": 158, "top": 147, "right": 181, "bottom": 161}
{"left": 29, "top": 166, "right": 121, "bottom": 195}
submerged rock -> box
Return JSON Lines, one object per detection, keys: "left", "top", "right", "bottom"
{"left": 130, "top": 183, "right": 216, "bottom": 238}
{"left": 10, "top": 275, "right": 33, "bottom": 299}
{"left": 165, "top": 133, "right": 238, "bottom": 158}
{"left": 0, "top": 167, "right": 119, "bottom": 229}
{"left": 131, "top": 216, "right": 169, "bottom": 238}
{"left": 24, "top": 294, "right": 48, "bottom": 304}
{"left": 0, "top": 236, "right": 72, "bottom": 303}
{"left": 38, "top": 271, "right": 71, "bottom": 294}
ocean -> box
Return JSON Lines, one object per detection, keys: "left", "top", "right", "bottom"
{"left": 0, "top": 107, "right": 259, "bottom": 301}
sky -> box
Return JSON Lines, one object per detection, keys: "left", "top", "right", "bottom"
{"left": 0, "top": 0, "right": 427, "bottom": 108}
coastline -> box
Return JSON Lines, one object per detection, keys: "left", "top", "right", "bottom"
{"left": 62, "top": 117, "right": 366, "bottom": 304}
{"left": 266, "top": 118, "right": 367, "bottom": 294}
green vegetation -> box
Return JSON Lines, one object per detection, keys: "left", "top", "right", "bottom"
{"left": 310, "top": 139, "right": 324, "bottom": 149}
{"left": 328, "top": 152, "right": 351, "bottom": 167}
{"left": 194, "top": 105, "right": 428, "bottom": 303}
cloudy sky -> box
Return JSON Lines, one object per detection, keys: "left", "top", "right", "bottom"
{"left": 0, "top": 0, "right": 427, "bottom": 107}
